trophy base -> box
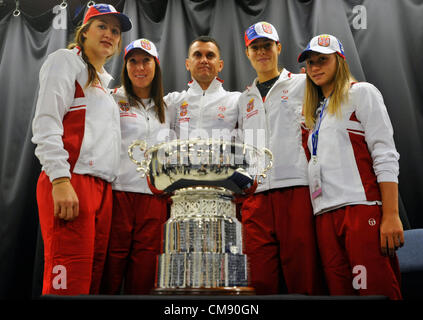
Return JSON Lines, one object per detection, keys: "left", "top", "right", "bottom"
{"left": 151, "top": 286, "right": 255, "bottom": 296}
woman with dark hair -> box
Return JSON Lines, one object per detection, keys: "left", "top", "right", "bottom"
{"left": 299, "top": 34, "right": 403, "bottom": 299}
{"left": 100, "top": 39, "right": 172, "bottom": 294}
{"left": 31, "top": 4, "right": 131, "bottom": 295}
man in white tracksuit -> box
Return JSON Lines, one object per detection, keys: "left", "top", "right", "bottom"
{"left": 166, "top": 36, "right": 241, "bottom": 141}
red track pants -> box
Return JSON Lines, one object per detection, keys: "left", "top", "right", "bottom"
{"left": 37, "top": 172, "right": 113, "bottom": 295}
{"left": 100, "top": 191, "right": 168, "bottom": 294}
{"left": 315, "top": 204, "right": 402, "bottom": 300}
{"left": 241, "top": 186, "right": 327, "bottom": 295}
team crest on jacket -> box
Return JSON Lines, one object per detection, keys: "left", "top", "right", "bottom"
{"left": 246, "top": 98, "right": 258, "bottom": 119}
{"left": 246, "top": 98, "right": 254, "bottom": 112}
{"left": 318, "top": 35, "right": 330, "bottom": 47}
{"left": 118, "top": 100, "right": 130, "bottom": 112}
{"left": 180, "top": 101, "right": 188, "bottom": 117}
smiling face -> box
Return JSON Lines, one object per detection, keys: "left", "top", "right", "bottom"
{"left": 126, "top": 49, "right": 156, "bottom": 98}
{"left": 82, "top": 15, "right": 121, "bottom": 62}
{"left": 246, "top": 38, "right": 281, "bottom": 82}
{"left": 185, "top": 41, "right": 223, "bottom": 90}
{"left": 305, "top": 52, "right": 338, "bottom": 96}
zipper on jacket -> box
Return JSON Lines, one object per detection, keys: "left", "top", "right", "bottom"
{"left": 198, "top": 90, "right": 206, "bottom": 132}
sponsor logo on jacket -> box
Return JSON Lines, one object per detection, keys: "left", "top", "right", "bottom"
{"left": 217, "top": 106, "right": 226, "bottom": 120}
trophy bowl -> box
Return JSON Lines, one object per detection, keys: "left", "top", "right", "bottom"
{"left": 128, "top": 138, "right": 273, "bottom": 295}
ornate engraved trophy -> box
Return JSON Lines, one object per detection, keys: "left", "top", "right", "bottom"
{"left": 128, "top": 138, "right": 272, "bottom": 295}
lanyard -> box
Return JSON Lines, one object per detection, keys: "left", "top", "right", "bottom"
{"left": 311, "top": 98, "right": 329, "bottom": 158}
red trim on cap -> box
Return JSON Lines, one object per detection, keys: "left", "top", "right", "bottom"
{"left": 337, "top": 52, "right": 346, "bottom": 60}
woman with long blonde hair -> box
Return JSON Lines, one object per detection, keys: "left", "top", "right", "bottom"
{"left": 299, "top": 34, "right": 403, "bottom": 299}
{"left": 31, "top": 4, "right": 131, "bottom": 295}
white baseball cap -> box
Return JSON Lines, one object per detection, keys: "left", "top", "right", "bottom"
{"left": 124, "top": 38, "right": 159, "bottom": 64}
{"left": 298, "top": 34, "right": 345, "bottom": 62}
{"left": 244, "top": 21, "right": 279, "bottom": 47}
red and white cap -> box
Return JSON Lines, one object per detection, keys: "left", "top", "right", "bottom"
{"left": 298, "top": 34, "right": 345, "bottom": 62}
{"left": 124, "top": 38, "right": 160, "bottom": 64}
{"left": 83, "top": 3, "right": 132, "bottom": 32}
{"left": 244, "top": 21, "right": 279, "bottom": 47}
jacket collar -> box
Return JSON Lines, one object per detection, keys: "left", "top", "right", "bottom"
{"left": 251, "top": 68, "right": 291, "bottom": 89}
{"left": 187, "top": 77, "right": 224, "bottom": 95}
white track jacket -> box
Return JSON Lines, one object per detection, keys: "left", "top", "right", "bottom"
{"left": 32, "top": 47, "right": 121, "bottom": 183}
{"left": 307, "top": 82, "right": 400, "bottom": 215}
{"left": 111, "top": 87, "right": 172, "bottom": 194}
{"left": 238, "top": 69, "right": 308, "bottom": 193}
{"left": 166, "top": 78, "right": 241, "bottom": 140}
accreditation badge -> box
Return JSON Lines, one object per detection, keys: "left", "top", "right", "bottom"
{"left": 308, "top": 156, "right": 322, "bottom": 200}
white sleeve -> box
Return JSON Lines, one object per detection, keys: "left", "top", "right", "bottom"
{"left": 164, "top": 91, "right": 182, "bottom": 133}
{"left": 355, "top": 83, "right": 400, "bottom": 183}
{"left": 31, "top": 50, "right": 83, "bottom": 182}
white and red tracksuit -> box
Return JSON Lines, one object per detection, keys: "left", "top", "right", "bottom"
{"left": 166, "top": 77, "right": 241, "bottom": 140}
{"left": 31, "top": 47, "right": 121, "bottom": 295}
{"left": 306, "top": 82, "right": 401, "bottom": 299}
{"left": 237, "top": 69, "right": 327, "bottom": 295}
{"left": 100, "top": 87, "right": 172, "bottom": 294}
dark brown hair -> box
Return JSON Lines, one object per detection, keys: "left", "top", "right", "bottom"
{"left": 188, "top": 35, "right": 222, "bottom": 58}
{"left": 121, "top": 50, "right": 167, "bottom": 123}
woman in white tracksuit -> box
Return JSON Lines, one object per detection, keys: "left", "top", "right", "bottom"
{"left": 100, "top": 39, "right": 172, "bottom": 294}
{"left": 238, "top": 22, "right": 327, "bottom": 295}
{"left": 31, "top": 4, "right": 131, "bottom": 295}
{"left": 299, "top": 34, "right": 404, "bottom": 299}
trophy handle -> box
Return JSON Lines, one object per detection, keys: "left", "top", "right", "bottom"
{"left": 258, "top": 147, "right": 273, "bottom": 184}
{"left": 128, "top": 140, "right": 149, "bottom": 177}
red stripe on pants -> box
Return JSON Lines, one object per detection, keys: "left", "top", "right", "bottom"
{"left": 100, "top": 191, "right": 168, "bottom": 294}
{"left": 241, "top": 186, "right": 327, "bottom": 295}
{"left": 37, "top": 172, "right": 112, "bottom": 295}
{"left": 315, "top": 205, "right": 402, "bottom": 299}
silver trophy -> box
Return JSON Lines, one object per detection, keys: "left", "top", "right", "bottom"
{"left": 128, "top": 138, "right": 272, "bottom": 295}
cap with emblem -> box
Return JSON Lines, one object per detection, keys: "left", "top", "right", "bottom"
{"left": 83, "top": 3, "right": 132, "bottom": 32}
{"left": 124, "top": 38, "right": 160, "bottom": 64}
{"left": 244, "top": 21, "right": 279, "bottom": 47}
{"left": 298, "top": 34, "right": 345, "bottom": 63}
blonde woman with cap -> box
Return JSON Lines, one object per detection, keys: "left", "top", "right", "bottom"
{"left": 31, "top": 4, "right": 131, "bottom": 295}
{"left": 237, "top": 22, "right": 327, "bottom": 295}
{"left": 299, "top": 34, "right": 403, "bottom": 299}
{"left": 100, "top": 39, "right": 172, "bottom": 295}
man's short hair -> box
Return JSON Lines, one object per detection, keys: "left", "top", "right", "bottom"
{"left": 187, "top": 35, "right": 222, "bottom": 57}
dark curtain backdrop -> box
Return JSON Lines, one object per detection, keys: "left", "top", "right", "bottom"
{"left": 0, "top": 0, "right": 422, "bottom": 299}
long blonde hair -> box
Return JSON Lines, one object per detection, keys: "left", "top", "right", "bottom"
{"left": 67, "top": 18, "right": 122, "bottom": 88}
{"left": 303, "top": 54, "right": 356, "bottom": 129}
